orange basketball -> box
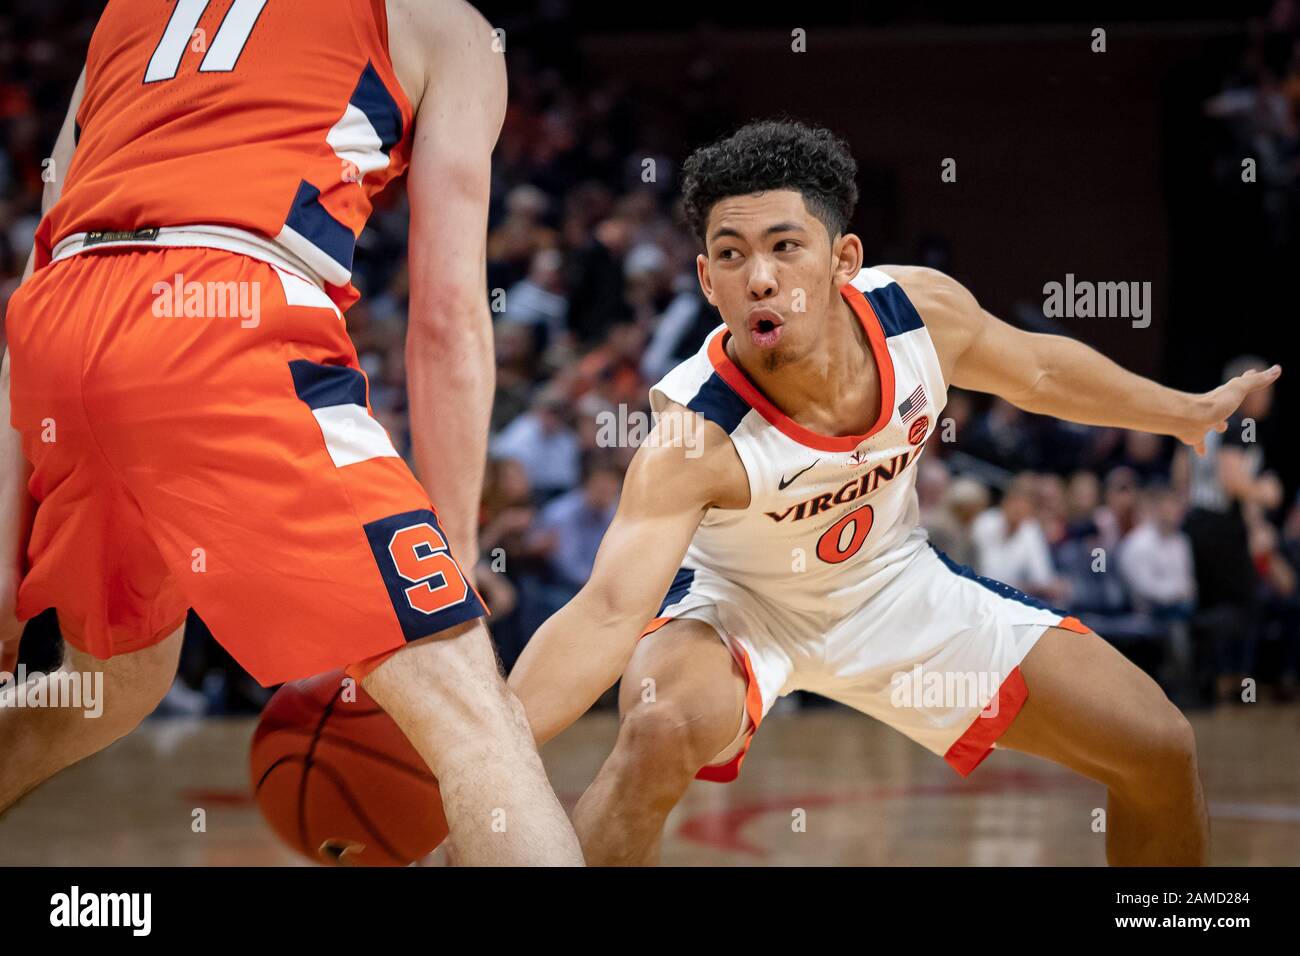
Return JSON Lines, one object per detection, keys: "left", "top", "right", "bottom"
{"left": 250, "top": 669, "right": 449, "bottom": 866}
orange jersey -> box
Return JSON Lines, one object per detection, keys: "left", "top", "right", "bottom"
{"left": 35, "top": 0, "right": 415, "bottom": 311}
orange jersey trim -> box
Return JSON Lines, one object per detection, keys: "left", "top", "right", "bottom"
{"left": 705, "top": 282, "right": 897, "bottom": 453}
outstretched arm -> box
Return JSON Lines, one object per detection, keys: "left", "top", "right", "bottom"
{"left": 508, "top": 406, "right": 743, "bottom": 745}
{"left": 883, "top": 265, "right": 1281, "bottom": 455}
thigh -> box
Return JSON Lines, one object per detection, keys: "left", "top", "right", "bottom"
{"left": 620, "top": 618, "right": 748, "bottom": 764}
{"left": 61, "top": 622, "right": 184, "bottom": 679}
{"left": 997, "top": 624, "right": 1191, "bottom": 782}
{"left": 41, "top": 623, "right": 185, "bottom": 727}
{"left": 0, "top": 351, "right": 34, "bottom": 669}
{"left": 635, "top": 567, "right": 801, "bottom": 780}
{"left": 819, "top": 542, "right": 1084, "bottom": 775}
{"left": 360, "top": 618, "right": 506, "bottom": 737}
{"left": 616, "top": 613, "right": 759, "bottom": 780}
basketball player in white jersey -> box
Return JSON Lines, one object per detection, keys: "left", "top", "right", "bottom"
{"left": 509, "top": 120, "right": 1281, "bottom": 865}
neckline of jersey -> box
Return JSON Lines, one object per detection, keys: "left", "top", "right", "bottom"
{"left": 705, "top": 282, "right": 898, "bottom": 453}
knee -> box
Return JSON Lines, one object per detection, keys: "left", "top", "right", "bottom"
{"left": 613, "top": 699, "right": 733, "bottom": 790}
{"left": 1116, "top": 702, "right": 1199, "bottom": 794}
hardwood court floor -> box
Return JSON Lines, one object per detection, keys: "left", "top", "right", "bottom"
{"left": 1, "top": 703, "right": 1297, "bottom": 865}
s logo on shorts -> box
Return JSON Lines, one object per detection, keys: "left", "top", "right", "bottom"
{"left": 363, "top": 509, "right": 487, "bottom": 641}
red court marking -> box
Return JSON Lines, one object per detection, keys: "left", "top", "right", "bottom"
{"left": 675, "top": 769, "right": 1088, "bottom": 856}
{"left": 677, "top": 794, "right": 845, "bottom": 856}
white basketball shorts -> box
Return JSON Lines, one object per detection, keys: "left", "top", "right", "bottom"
{"left": 640, "top": 537, "right": 1088, "bottom": 782}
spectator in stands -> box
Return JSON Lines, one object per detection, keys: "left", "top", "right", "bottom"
{"left": 501, "top": 247, "right": 569, "bottom": 351}
{"left": 491, "top": 388, "right": 582, "bottom": 502}
{"left": 491, "top": 321, "right": 544, "bottom": 433}
{"left": 479, "top": 456, "right": 540, "bottom": 568}
{"left": 932, "top": 390, "right": 973, "bottom": 457}
{"left": 1064, "top": 469, "right": 1102, "bottom": 539}
{"left": 487, "top": 183, "right": 560, "bottom": 290}
{"left": 1094, "top": 466, "right": 1142, "bottom": 552}
{"left": 1118, "top": 484, "right": 1196, "bottom": 617}
{"left": 971, "top": 474, "right": 1066, "bottom": 603}
{"left": 639, "top": 278, "right": 715, "bottom": 384}
{"left": 924, "top": 476, "right": 990, "bottom": 567}
{"left": 963, "top": 398, "right": 1036, "bottom": 473}
{"left": 566, "top": 215, "right": 635, "bottom": 343}
{"left": 531, "top": 451, "right": 623, "bottom": 595}
{"left": 571, "top": 321, "right": 649, "bottom": 412}
{"left": 1249, "top": 512, "right": 1298, "bottom": 699}
{"left": 1032, "top": 472, "right": 1070, "bottom": 548}
{"left": 478, "top": 456, "right": 549, "bottom": 670}
{"left": 916, "top": 457, "right": 951, "bottom": 529}
{"left": 1116, "top": 484, "right": 1199, "bottom": 700}
{"left": 1117, "top": 430, "right": 1170, "bottom": 485}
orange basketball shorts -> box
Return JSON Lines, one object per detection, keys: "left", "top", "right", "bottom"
{"left": 5, "top": 245, "right": 485, "bottom": 685}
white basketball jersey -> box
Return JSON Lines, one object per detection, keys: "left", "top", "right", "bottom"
{"left": 649, "top": 267, "right": 948, "bottom": 619}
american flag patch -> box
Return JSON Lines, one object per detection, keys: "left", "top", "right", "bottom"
{"left": 898, "top": 383, "right": 927, "bottom": 423}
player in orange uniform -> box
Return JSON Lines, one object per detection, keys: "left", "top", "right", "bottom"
{"left": 0, "top": 0, "right": 582, "bottom": 865}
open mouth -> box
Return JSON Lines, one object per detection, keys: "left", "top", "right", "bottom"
{"left": 748, "top": 310, "right": 784, "bottom": 348}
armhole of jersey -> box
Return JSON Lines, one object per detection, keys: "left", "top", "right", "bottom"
{"left": 916, "top": 321, "right": 950, "bottom": 409}
{"left": 714, "top": 419, "right": 760, "bottom": 515}
{"left": 869, "top": 267, "right": 951, "bottom": 405}
{"left": 350, "top": 0, "right": 415, "bottom": 123}
{"left": 649, "top": 381, "right": 758, "bottom": 517}
{"left": 370, "top": 0, "right": 391, "bottom": 53}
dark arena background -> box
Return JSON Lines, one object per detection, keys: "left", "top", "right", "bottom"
{"left": 0, "top": 0, "right": 1295, "bottom": 927}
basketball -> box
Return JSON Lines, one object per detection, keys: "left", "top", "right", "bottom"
{"left": 249, "top": 670, "right": 449, "bottom": 867}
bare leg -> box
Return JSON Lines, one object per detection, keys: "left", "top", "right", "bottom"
{"left": 573, "top": 619, "right": 747, "bottom": 865}
{"left": 997, "top": 626, "right": 1209, "bottom": 865}
{"left": 0, "top": 360, "right": 35, "bottom": 677}
{"left": 0, "top": 624, "right": 183, "bottom": 813}
{"left": 361, "top": 619, "right": 583, "bottom": 866}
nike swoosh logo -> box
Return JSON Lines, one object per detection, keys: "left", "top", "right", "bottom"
{"left": 778, "top": 458, "right": 820, "bottom": 490}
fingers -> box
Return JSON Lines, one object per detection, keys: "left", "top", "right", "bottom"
{"left": 1240, "top": 364, "right": 1282, "bottom": 390}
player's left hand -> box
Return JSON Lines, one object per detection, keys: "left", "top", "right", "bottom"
{"left": 1176, "top": 364, "right": 1281, "bottom": 455}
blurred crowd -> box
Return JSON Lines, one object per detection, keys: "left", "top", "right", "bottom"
{"left": 0, "top": 4, "right": 1296, "bottom": 714}
{"left": 921, "top": 379, "right": 1297, "bottom": 707}
{"left": 1203, "top": 0, "right": 1300, "bottom": 245}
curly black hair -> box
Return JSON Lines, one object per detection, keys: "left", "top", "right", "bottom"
{"left": 680, "top": 119, "right": 859, "bottom": 244}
